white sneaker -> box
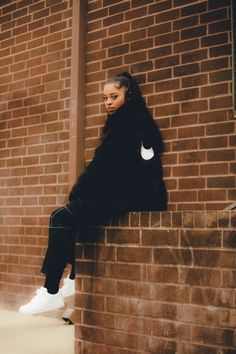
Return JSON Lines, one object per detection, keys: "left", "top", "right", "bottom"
{"left": 18, "top": 287, "right": 64, "bottom": 315}
{"left": 61, "top": 277, "right": 75, "bottom": 298}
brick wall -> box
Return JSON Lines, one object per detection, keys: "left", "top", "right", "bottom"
{"left": 77, "top": 1, "right": 236, "bottom": 352}
{"left": 0, "top": 0, "right": 72, "bottom": 306}
{"left": 0, "top": 0, "right": 235, "bottom": 336}
{"left": 85, "top": 0, "right": 235, "bottom": 211}
{"left": 75, "top": 211, "right": 236, "bottom": 353}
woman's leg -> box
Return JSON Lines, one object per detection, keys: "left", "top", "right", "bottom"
{"left": 19, "top": 202, "right": 81, "bottom": 314}
{"left": 41, "top": 204, "right": 78, "bottom": 287}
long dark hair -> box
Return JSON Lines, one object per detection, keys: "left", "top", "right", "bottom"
{"left": 102, "top": 72, "right": 164, "bottom": 153}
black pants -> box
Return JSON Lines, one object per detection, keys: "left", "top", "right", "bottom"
{"left": 41, "top": 202, "right": 79, "bottom": 276}
{"left": 41, "top": 198, "right": 109, "bottom": 277}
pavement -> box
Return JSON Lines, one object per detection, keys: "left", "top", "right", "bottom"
{"left": 0, "top": 308, "right": 74, "bottom": 354}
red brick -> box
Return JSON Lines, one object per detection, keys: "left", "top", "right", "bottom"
{"left": 207, "top": 150, "right": 234, "bottom": 161}
{"left": 210, "top": 44, "right": 231, "bottom": 58}
{"left": 207, "top": 176, "right": 235, "bottom": 188}
{"left": 153, "top": 248, "right": 192, "bottom": 265}
{"left": 181, "top": 99, "right": 208, "bottom": 113}
{"left": 131, "top": 38, "right": 153, "bottom": 51}
{"left": 148, "top": 93, "right": 172, "bottom": 106}
{"left": 148, "top": 22, "right": 171, "bottom": 37}
{"left": 173, "top": 15, "right": 198, "bottom": 30}
{"left": 201, "top": 57, "right": 229, "bottom": 72}
{"left": 108, "top": 21, "right": 130, "bottom": 36}
{"left": 199, "top": 109, "right": 229, "bottom": 123}
{"left": 181, "top": 25, "right": 206, "bottom": 40}
{"left": 109, "top": 1, "right": 130, "bottom": 16}
{"left": 117, "top": 247, "right": 152, "bottom": 263}
{"left": 104, "top": 13, "right": 124, "bottom": 28}
{"left": 202, "top": 33, "right": 228, "bottom": 49}
{"left": 210, "top": 69, "right": 232, "bottom": 83}
{"left": 101, "top": 33, "right": 122, "bottom": 48}
{"left": 106, "top": 229, "right": 140, "bottom": 244}
{"left": 209, "top": 95, "right": 232, "bottom": 109}
{"left": 181, "top": 230, "right": 221, "bottom": 247}
{"left": 51, "top": 2, "right": 68, "bottom": 14}
{"left": 194, "top": 249, "right": 235, "bottom": 268}
{"left": 148, "top": 44, "right": 172, "bottom": 59}
{"left": 148, "top": 68, "right": 172, "bottom": 83}
{"left": 105, "top": 330, "right": 140, "bottom": 350}
{"left": 179, "top": 178, "right": 205, "bottom": 189}
{"left": 131, "top": 15, "right": 154, "bottom": 30}
{"left": 201, "top": 8, "right": 227, "bottom": 24}
{"left": 181, "top": 74, "right": 208, "bottom": 88}
{"left": 174, "top": 63, "right": 199, "bottom": 77}
{"left": 155, "top": 31, "right": 180, "bottom": 46}
{"left": 107, "top": 263, "right": 141, "bottom": 280}
{"left": 208, "top": 19, "right": 231, "bottom": 34}
{"left": 102, "top": 56, "right": 123, "bottom": 69}
{"left": 179, "top": 150, "right": 205, "bottom": 163}
{"left": 200, "top": 163, "right": 228, "bottom": 175}
{"left": 149, "top": 0, "right": 172, "bottom": 14}
{"left": 155, "top": 54, "right": 179, "bottom": 69}
{"left": 174, "top": 88, "right": 199, "bottom": 102}
{"left": 192, "top": 326, "right": 234, "bottom": 346}
{"left": 182, "top": 49, "right": 207, "bottom": 64}
{"left": 123, "top": 51, "right": 146, "bottom": 65}
{"left": 200, "top": 136, "right": 227, "bottom": 149}
{"left": 131, "top": 61, "right": 153, "bottom": 74}
{"left": 170, "top": 190, "right": 198, "bottom": 203}
{"left": 180, "top": 267, "right": 221, "bottom": 287}
{"left": 156, "top": 78, "right": 180, "bottom": 92}
{"left": 88, "top": 7, "right": 108, "bottom": 22}
{"left": 142, "top": 229, "right": 178, "bottom": 246}
{"left": 49, "top": 20, "right": 67, "bottom": 34}
{"left": 206, "top": 122, "right": 234, "bottom": 135}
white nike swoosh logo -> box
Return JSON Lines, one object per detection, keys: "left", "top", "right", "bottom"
{"left": 141, "top": 142, "right": 154, "bottom": 160}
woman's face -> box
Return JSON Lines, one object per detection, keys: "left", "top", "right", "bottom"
{"left": 103, "top": 82, "right": 126, "bottom": 115}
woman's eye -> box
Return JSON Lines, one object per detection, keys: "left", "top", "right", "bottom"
{"left": 103, "top": 95, "right": 118, "bottom": 101}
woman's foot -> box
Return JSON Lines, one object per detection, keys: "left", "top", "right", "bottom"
{"left": 61, "top": 277, "right": 75, "bottom": 298}
{"left": 18, "top": 287, "right": 64, "bottom": 315}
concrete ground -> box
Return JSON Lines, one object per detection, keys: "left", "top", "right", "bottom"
{"left": 0, "top": 308, "right": 74, "bottom": 354}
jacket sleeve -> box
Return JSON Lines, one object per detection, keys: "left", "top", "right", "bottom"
{"left": 141, "top": 117, "right": 164, "bottom": 155}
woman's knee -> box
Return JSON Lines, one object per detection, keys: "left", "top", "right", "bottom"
{"left": 49, "top": 205, "right": 77, "bottom": 229}
{"left": 49, "top": 207, "right": 65, "bottom": 227}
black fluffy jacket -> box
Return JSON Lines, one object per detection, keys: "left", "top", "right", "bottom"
{"left": 69, "top": 101, "right": 167, "bottom": 220}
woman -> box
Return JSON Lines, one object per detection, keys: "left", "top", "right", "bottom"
{"left": 19, "top": 72, "right": 167, "bottom": 315}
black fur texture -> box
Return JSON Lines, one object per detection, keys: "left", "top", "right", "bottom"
{"left": 69, "top": 73, "right": 167, "bottom": 220}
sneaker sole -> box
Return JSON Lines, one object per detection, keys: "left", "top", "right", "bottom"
{"left": 19, "top": 302, "right": 65, "bottom": 315}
